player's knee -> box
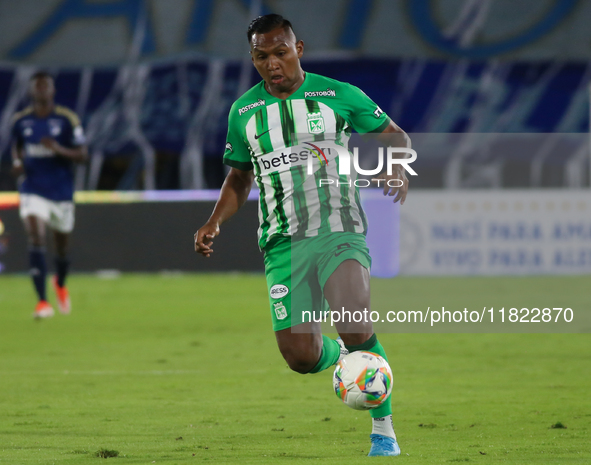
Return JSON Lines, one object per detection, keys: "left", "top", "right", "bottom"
{"left": 55, "top": 245, "right": 68, "bottom": 258}
{"left": 335, "top": 311, "right": 373, "bottom": 335}
{"left": 28, "top": 234, "right": 45, "bottom": 248}
{"left": 339, "top": 320, "right": 373, "bottom": 337}
{"left": 286, "top": 356, "right": 316, "bottom": 374}
{"left": 54, "top": 233, "right": 69, "bottom": 257}
{"left": 339, "top": 332, "right": 374, "bottom": 347}
{"left": 280, "top": 347, "right": 319, "bottom": 374}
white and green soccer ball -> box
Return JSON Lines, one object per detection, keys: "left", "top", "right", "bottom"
{"left": 333, "top": 351, "right": 393, "bottom": 410}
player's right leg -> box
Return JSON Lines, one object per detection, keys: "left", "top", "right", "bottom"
{"left": 20, "top": 194, "right": 54, "bottom": 318}
{"left": 265, "top": 236, "right": 345, "bottom": 374}
{"left": 52, "top": 231, "right": 71, "bottom": 314}
{"left": 274, "top": 321, "right": 348, "bottom": 374}
{"left": 48, "top": 199, "right": 75, "bottom": 314}
{"left": 22, "top": 217, "right": 53, "bottom": 318}
{"left": 324, "top": 258, "right": 400, "bottom": 457}
{"left": 275, "top": 322, "right": 323, "bottom": 373}
{"left": 319, "top": 233, "right": 400, "bottom": 457}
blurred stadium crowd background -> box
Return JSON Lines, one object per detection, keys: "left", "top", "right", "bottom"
{"left": 0, "top": 0, "right": 590, "bottom": 275}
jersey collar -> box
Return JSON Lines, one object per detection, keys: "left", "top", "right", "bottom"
{"left": 260, "top": 72, "right": 309, "bottom": 101}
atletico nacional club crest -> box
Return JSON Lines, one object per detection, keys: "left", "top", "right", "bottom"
{"left": 307, "top": 112, "right": 325, "bottom": 134}
{"left": 273, "top": 302, "right": 287, "bottom": 320}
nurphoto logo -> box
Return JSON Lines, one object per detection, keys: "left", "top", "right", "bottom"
{"left": 255, "top": 134, "right": 417, "bottom": 187}
{"left": 308, "top": 144, "right": 418, "bottom": 188}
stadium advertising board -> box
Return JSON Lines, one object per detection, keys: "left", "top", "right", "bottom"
{"left": 400, "top": 191, "right": 591, "bottom": 275}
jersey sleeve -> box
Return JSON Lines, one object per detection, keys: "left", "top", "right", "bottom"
{"left": 343, "top": 84, "right": 391, "bottom": 134}
{"left": 222, "top": 104, "right": 253, "bottom": 171}
{"left": 71, "top": 123, "right": 86, "bottom": 146}
{"left": 64, "top": 109, "right": 86, "bottom": 146}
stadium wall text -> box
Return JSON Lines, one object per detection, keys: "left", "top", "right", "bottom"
{"left": 400, "top": 190, "right": 591, "bottom": 275}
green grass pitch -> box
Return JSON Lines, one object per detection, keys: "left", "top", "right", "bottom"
{"left": 0, "top": 274, "right": 589, "bottom": 464}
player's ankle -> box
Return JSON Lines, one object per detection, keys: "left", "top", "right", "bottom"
{"left": 371, "top": 415, "right": 396, "bottom": 439}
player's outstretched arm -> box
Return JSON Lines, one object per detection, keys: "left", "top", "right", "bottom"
{"left": 194, "top": 167, "right": 254, "bottom": 257}
{"left": 372, "top": 122, "right": 411, "bottom": 205}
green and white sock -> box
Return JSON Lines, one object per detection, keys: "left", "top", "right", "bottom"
{"left": 371, "top": 414, "right": 396, "bottom": 439}
{"left": 308, "top": 335, "right": 341, "bottom": 374}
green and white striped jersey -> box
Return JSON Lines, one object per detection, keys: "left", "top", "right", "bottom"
{"left": 223, "top": 72, "right": 391, "bottom": 249}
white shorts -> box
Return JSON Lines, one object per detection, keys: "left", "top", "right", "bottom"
{"left": 19, "top": 193, "right": 75, "bottom": 233}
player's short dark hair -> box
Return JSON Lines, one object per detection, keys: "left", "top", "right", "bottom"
{"left": 247, "top": 14, "right": 295, "bottom": 43}
{"left": 30, "top": 71, "right": 54, "bottom": 82}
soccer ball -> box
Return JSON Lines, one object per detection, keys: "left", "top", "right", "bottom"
{"left": 333, "top": 351, "right": 393, "bottom": 410}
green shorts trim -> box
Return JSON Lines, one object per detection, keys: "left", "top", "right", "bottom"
{"left": 263, "top": 232, "right": 372, "bottom": 331}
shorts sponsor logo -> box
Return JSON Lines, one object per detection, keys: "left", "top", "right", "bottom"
{"left": 270, "top": 284, "right": 289, "bottom": 299}
{"left": 274, "top": 302, "right": 288, "bottom": 320}
{"left": 238, "top": 99, "right": 265, "bottom": 116}
{"left": 304, "top": 88, "right": 336, "bottom": 98}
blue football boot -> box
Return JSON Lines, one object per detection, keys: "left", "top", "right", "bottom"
{"left": 368, "top": 434, "right": 401, "bottom": 457}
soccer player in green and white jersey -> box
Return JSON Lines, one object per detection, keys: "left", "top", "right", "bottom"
{"left": 195, "top": 14, "right": 410, "bottom": 457}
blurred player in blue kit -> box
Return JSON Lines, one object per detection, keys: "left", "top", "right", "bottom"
{"left": 10, "top": 72, "right": 87, "bottom": 318}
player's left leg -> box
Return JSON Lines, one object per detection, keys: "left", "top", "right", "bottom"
{"left": 50, "top": 200, "right": 74, "bottom": 314}
{"left": 52, "top": 231, "right": 71, "bottom": 314}
{"left": 20, "top": 194, "right": 54, "bottom": 317}
{"left": 321, "top": 235, "right": 400, "bottom": 457}
{"left": 265, "top": 236, "right": 346, "bottom": 373}
{"left": 23, "top": 214, "right": 54, "bottom": 318}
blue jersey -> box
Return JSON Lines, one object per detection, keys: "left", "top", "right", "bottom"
{"left": 11, "top": 105, "right": 86, "bottom": 202}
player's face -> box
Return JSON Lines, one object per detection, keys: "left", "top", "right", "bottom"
{"left": 250, "top": 27, "right": 304, "bottom": 94}
{"left": 30, "top": 76, "right": 55, "bottom": 103}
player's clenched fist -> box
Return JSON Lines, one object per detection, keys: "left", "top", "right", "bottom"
{"left": 194, "top": 221, "right": 220, "bottom": 257}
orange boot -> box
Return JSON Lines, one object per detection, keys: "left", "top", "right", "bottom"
{"left": 33, "top": 300, "right": 54, "bottom": 319}
{"left": 53, "top": 276, "right": 71, "bottom": 314}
